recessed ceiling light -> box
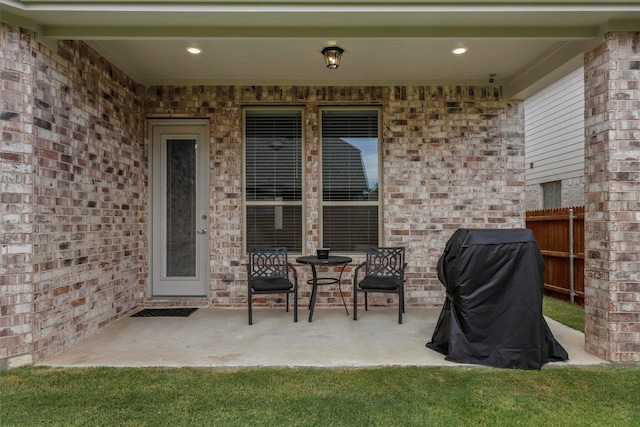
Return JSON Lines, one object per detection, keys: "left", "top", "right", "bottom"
{"left": 187, "top": 47, "right": 202, "bottom": 55}
{"left": 452, "top": 47, "right": 467, "bottom": 55}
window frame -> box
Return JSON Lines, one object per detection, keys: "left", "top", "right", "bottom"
{"left": 242, "top": 106, "right": 306, "bottom": 255}
{"left": 318, "top": 106, "right": 383, "bottom": 254}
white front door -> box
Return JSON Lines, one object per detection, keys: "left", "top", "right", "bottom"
{"left": 150, "top": 120, "right": 209, "bottom": 296}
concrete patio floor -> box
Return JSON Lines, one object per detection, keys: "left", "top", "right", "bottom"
{"left": 39, "top": 307, "right": 606, "bottom": 369}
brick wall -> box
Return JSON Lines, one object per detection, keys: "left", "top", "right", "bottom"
{"left": 145, "top": 85, "right": 526, "bottom": 310}
{"left": 1, "top": 23, "right": 148, "bottom": 365}
{"left": 562, "top": 177, "right": 585, "bottom": 207}
{"left": 29, "top": 39, "right": 147, "bottom": 361}
{"left": 1, "top": 24, "right": 35, "bottom": 369}
{"left": 524, "top": 184, "right": 543, "bottom": 210}
{"left": 584, "top": 32, "right": 640, "bottom": 362}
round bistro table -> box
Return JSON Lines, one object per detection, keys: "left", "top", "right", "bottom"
{"left": 296, "top": 255, "right": 352, "bottom": 322}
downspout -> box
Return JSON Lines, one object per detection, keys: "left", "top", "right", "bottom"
{"left": 569, "top": 208, "right": 575, "bottom": 305}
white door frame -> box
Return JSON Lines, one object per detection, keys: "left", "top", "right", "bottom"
{"left": 148, "top": 119, "right": 210, "bottom": 297}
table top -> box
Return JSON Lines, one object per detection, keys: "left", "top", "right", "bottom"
{"left": 296, "top": 255, "right": 352, "bottom": 265}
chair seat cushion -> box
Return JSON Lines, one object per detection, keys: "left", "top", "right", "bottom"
{"left": 251, "top": 277, "right": 294, "bottom": 292}
{"left": 358, "top": 276, "right": 400, "bottom": 291}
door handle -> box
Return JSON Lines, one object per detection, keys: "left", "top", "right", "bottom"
{"left": 196, "top": 229, "right": 207, "bottom": 234}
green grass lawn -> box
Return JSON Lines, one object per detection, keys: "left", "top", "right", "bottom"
{"left": 0, "top": 297, "right": 614, "bottom": 426}
{"left": 543, "top": 296, "right": 585, "bottom": 332}
{"left": 2, "top": 365, "right": 640, "bottom": 426}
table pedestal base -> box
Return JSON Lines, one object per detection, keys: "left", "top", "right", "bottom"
{"left": 296, "top": 255, "right": 352, "bottom": 322}
{"left": 306, "top": 272, "right": 349, "bottom": 322}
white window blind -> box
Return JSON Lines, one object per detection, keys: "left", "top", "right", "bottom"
{"left": 244, "top": 109, "right": 303, "bottom": 252}
{"left": 321, "top": 109, "right": 380, "bottom": 252}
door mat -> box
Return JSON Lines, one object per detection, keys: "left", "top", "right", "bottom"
{"left": 131, "top": 308, "right": 198, "bottom": 317}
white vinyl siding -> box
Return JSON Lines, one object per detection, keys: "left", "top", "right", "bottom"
{"left": 525, "top": 67, "right": 585, "bottom": 185}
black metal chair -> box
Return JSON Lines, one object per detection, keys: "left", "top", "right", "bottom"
{"left": 247, "top": 247, "right": 298, "bottom": 325}
{"left": 353, "top": 247, "right": 407, "bottom": 324}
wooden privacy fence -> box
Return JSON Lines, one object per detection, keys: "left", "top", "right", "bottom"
{"left": 526, "top": 206, "right": 584, "bottom": 304}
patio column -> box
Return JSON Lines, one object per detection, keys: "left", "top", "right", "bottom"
{"left": 583, "top": 32, "right": 640, "bottom": 362}
{"left": 0, "top": 23, "right": 35, "bottom": 369}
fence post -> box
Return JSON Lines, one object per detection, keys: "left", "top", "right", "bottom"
{"left": 569, "top": 208, "right": 575, "bottom": 305}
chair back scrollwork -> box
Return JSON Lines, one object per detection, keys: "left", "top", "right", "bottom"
{"left": 365, "top": 247, "right": 405, "bottom": 278}
{"left": 248, "top": 247, "right": 290, "bottom": 279}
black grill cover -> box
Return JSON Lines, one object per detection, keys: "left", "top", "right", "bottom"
{"left": 426, "top": 229, "right": 569, "bottom": 370}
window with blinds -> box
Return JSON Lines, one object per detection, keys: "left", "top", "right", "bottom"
{"left": 321, "top": 108, "right": 381, "bottom": 252}
{"left": 244, "top": 108, "right": 303, "bottom": 252}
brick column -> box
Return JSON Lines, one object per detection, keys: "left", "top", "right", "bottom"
{"left": 584, "top": 32, "right": 640, "bottom": 362}
{"left": 0, "top": 24, "right": 34, "bottom": 369}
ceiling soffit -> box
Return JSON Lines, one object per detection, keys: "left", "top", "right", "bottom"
{"left": 2, "top": 1, "right": 640, "bottom": 97}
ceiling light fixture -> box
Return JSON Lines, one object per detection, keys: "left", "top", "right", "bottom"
{"left": 452, "top": 47, "right": 467, "bottom": 55}
{"left": 187, "top": 47, "right": 202, "bottom": 55}
{"left": 321, "top": 46, "right": 344, "bottom": 69}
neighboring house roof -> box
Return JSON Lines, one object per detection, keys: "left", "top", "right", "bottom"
{"left": 322, "top": 138, "right": 370, "bottom": 201}
{"left": 2, "top": 1, "right": 640, "bottom": 97}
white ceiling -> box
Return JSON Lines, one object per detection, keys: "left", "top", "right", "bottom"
{"left": 3, "top": 1, "right": 640, "bottom": 98}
